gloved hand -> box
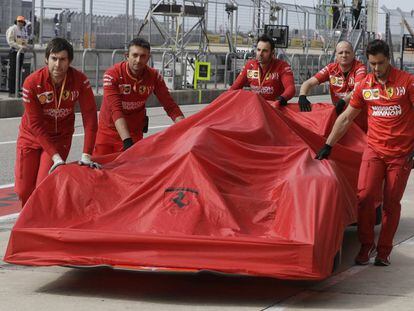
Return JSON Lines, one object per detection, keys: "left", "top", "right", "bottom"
{"left": 315, "top": 144, "right": 332, "bottom": 160}
{"left": 123, "top": 137, "right": 133, "bottom": 151}
{"left": 277, "top": 96, "right": 288, "bottom": 106}
{"left": 78, "top": 153, "right": 102, "bottom": 169}
{"left": 298, "top": 95, "right": 312, "bottom": 112}
{"left": 49, "top": 153, "right": 65, "bottom": 174}
{"left": 334, "top": 99, "right": 346, "bottom": 115}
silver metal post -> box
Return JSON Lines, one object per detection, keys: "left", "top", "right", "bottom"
{"left": 89, "top": 0, "right": 93, "bottom": 48}
{"left": 125, "top": 0, "right": 129, "bottom": 49}
{"left": 40, "top": 0, "right": 44, "bottom": 45}
{"left": 82, "top": 0, "right": 86, "bottom": 48}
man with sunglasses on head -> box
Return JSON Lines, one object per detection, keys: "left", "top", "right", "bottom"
{"left": 94, "top": 37, "right": 185, "bottom": 156}
{"left": 230, "top": 34, "right": 296, "bottom": 108}
{"left": 15, "top": 38, "right": 99, "bottom": 207}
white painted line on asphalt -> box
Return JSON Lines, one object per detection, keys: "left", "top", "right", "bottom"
{"left": 0, "top": 183, "right": 14, "bottom": 189}
{"left": 0, "top": 125, "right": 170, "bottom": 145}
{"left": 0, "top": 213, "right": 19, "bottom": 223}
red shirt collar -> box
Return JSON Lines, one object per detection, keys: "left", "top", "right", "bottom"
{"left": 369, "top": 65, "right": 396, "bottom": 86}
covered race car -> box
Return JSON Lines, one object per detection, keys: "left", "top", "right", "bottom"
{"left": 4, "top": 90, "right": 367, "bottom": 280}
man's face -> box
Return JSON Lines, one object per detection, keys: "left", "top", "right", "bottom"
{"left": 335, "top": 42, "right": 354, "bottom": 67}
{"left": 17, "top": 20, "right": 25, "bottom": 28}
{"left": 256, "top": 41, "right": 273, "bottom": 66}
{"left": 127, "top": 45, "right": 150, "bottom": 74}
{"left": 46, "top": 50, "right": 71, "bottom": 82}
{"left": 368, "top": 53, "right": 390, "bottom": 81}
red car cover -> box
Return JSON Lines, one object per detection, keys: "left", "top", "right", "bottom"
{"left": 4, "top": 90, "right": 367, "bottom": 280}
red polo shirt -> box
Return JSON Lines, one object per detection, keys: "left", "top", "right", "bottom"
{"left": 350, "top": 66, "right": 414, "bottom": 157}
{"left": 98, "top": 61, "right": 184, "bottom": 136}
{"left": 230, "top": 58, "right": 295, "bottom": 101}
{"left": 314, "top": 59, "right": 367, "bottom": 103}
{"left": 20, "top": 66, "right": 97, "bottom": 156}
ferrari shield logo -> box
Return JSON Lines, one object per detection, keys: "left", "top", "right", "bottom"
{"left": 386, "top": 87, "right": 394, "bottom": 98}
{"left": 164, "top": 187, "right": 199, "bottom": 210}
{"left": 62, "top": 90, "right": 70, "bottom": 101}
{"left": 138, "top": 85, "right": 146, "bottom": 94}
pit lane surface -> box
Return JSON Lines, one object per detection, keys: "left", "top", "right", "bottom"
{"left": 1, "top": 97, "right": 414, "bottom": 310}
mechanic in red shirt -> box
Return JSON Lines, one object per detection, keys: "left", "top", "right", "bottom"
{"left": 299, "top": 41, "right": 368, "bottom": 129}
{"left": 230, "top": 34, "right": 296, "bottom": 107}
{"left": 315, "top": 40, "right": 414, "bottom": 266}
{"left": 15, "top": 38, "right": 99, "bottom": 206}
{"left": 94, "top": 38, "right": 185, "bottom": 155}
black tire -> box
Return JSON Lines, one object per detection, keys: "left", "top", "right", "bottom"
{"left": 332, "top": 247, "right": 342, "bottom": 273}
{"left": 375, "top": 205, "right": 382, "bottom": 226}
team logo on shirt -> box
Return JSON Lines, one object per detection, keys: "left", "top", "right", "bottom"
{"left": 37, "top": 91, "right": 54, "bottom": 105}
{"left": 362, "top": 88, "right": 380, "bottom": 100}
{"left": 62, "top": 90, "right": 70, "bottom": 101}
{"left": 386, "top": 87, "right": 394, "bottom": 98}
{"left": 138, "top": 85, "right": 146, "bottom": 94}
{"left": 247, "top": 70, "right": 259, "bottom": 79}
{"left": 329, "top": 76, "right": 344, "bottom": 87}
{"left": 119, "top": 84, "right": 131, "bottom": 94}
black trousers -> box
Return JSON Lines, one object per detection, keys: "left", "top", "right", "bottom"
{"left": 8, "top": 50, "right": 24, "bottom": 94}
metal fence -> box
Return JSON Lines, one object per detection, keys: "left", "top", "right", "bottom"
{"left": 3, "top": 1, "right": 372, "bottom": 51}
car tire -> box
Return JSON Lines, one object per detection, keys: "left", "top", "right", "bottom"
{"left": 375, "top": 205, "right": 382, "bottom": 226}
{"left": 332, "top": 247, "right": 342, "bottom": 273}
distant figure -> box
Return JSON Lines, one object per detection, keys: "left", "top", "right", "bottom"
{"left": 332, "top": 0, "right": 341, "bottom": 29}
{"left": 6, "top": 16, "right": 30, "bottom": 97}
{"left": 352, "top": 0, "right": 363, "bottom": 29}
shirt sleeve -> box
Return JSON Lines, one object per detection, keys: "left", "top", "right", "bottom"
{"left": 349, "top": 80, "right": 365, "bottom": 110}
{"left": 78, "top": 74, "right": 98, "bottom": 155}
{"left": 314, "top": 65, "right": 330, "bottom": 83}
{"left": 102, "top": 68, "right": 125, "bottom": 123}
{"left": 408, "top": 75, "right": 414, "bottom": 105}
{"left": 354, "top": 64, "right": 367, "bottom": 85}
{"left": 153, "top": 71, "right": 184, "bottom": 121}
{"left": 278, "top": 63, "right": 296, "bottom": 101}
{"left": 229, "top": 63, "right": 249, "bottom": 90}
{"left": 21, "top": 79, "right": 59, "bottom": 157}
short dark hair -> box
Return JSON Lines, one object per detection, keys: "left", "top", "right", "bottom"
{"left": 45, "top": 38, "right": 74, "bottom": 62}
{"left": 366, "top": 39, "right": 390, "bottom": 59}
{"left": 257, "top": 34, "right": 275, "bottom": 51}
{"left": 128, "top": 37, "right": 151, "bottom": 52}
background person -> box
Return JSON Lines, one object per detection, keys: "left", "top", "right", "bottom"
{"left": 6, "top": 16, "right": 31, "bottom": 97}
{"left": 230, "top": 34, "right": 296, "bottom": 109}
{"left": 299, "top": 41, "right": 367, "bottom": 128}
